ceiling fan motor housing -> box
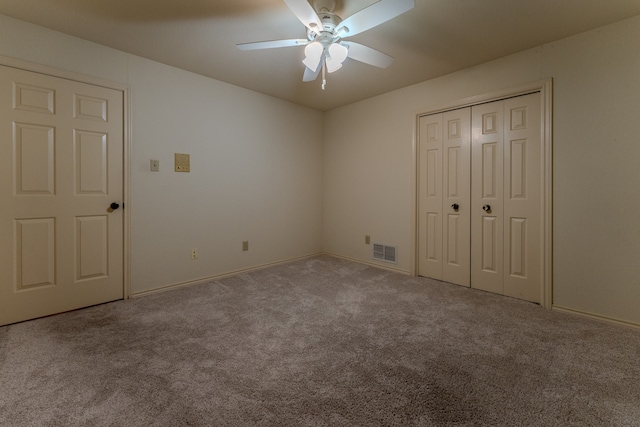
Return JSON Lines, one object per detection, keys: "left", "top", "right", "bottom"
{"left": 307, "top": 12, "right": 344, "bottom": 43}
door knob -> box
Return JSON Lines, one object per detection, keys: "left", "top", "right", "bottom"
{"left": 482, "top": 204, "right": 491, "bottom": 213}
{"left": 110, "top": 202, "right": 120, "bottom": 210}
{"left": 451, "top": 203, "right": 459, "bottom": 211}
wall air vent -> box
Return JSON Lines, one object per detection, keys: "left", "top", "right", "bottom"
{"left": 372, "top": 243, "right": 398, "bottom": 264}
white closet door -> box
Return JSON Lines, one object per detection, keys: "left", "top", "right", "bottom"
{"left": 418, "top": 109, "right": 471, "bottom": 285}
{"left": 419, "top": 92, "right": 542, "bottom": 303}
{"left": 471, "top": 101, "right": 505, "bottom": 295}
{"left": 418, "top": 114, "right": 443, "bottom": 279}
{"left": 470, "top": 93, "right": 541, "bottom": 303}
{"left": 442, "top": 108, "right": 471, "bottom": 286}
{"left": 502, "top": 93, "right": 541, "bottom": 302}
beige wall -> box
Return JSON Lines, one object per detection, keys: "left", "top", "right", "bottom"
{"left": 0, "top": 15, "right": 324, "bottom": 294}
{"left": 541, "top": 18, "right": 640, "bottom": 324}
{"left": 323, "top": 49, "right": 541, "bottom": 272}
{"left": 2, "top": 12, "right": 639, "bottom": 326}
{"left": 128, "top": 57, "right": 323, "bottom": 293}
{"left": 323, "top": 16, "right": 640, "bottom": 325}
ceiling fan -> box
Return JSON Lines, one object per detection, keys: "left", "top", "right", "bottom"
{"left": 237, "top": 0, "right": 415, "bottom": 89}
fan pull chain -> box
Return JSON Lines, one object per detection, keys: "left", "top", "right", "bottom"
{"left": 322, "top": 60, "right": 327, "bottom": 90}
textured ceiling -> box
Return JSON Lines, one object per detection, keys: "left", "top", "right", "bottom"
{"left": 1, "top": 0, "right": 639, "bottom": 110}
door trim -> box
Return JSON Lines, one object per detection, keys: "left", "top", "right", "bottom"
{"left": 0, "top": 54, "right": 132, "bottom": 300}
{"left": 413, "top": 79, "right": 552, "bottom": 308}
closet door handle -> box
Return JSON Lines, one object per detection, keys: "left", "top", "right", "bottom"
{"left": 451, "top": 203, "right": 459, "bottom": 211}
{"left": 482, "top": 204, "right": 491, "bottom": 213}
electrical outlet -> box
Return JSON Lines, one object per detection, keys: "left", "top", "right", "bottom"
{"left": 191, "top": 248, "right": 198, "bottom": 260}
{"left": 242, "top": 241, "right": 249, "bottom": 251}
{"left": 365, "top": 235, "right": 371, "bottom": 245}
{"left": 150, "top": 159, "right": 160, "bottom": 172}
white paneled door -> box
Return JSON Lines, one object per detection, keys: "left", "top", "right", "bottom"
{"left": 418, "top": 113, "right": 443, "bottom": 280}
{"left": 418, "top": 92, "right": 542, "bottom": 303}
{"left": 471, "top": 94, "right": 541, "bottom": 301}
{"left": 470, "top": 101, "right": 505, "bottom": 295}
{"left": 0, "top": 65, "right": 124, "bottom": 326}
{"left": 417, "top": 108, "right": 471, "bottom": 286}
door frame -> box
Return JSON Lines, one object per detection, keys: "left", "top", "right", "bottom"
{"left": 0, "top": 54, "right": 132, "bottom": 299}
{"left": 412, "top": 79, "right": 552, "bottom": 308}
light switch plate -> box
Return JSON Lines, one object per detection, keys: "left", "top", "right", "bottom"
{"left": 150, "top": 159, "right": 160, "bottom": 172}
{"left": 175, "top": 153, "right": 190, "bottom": 172}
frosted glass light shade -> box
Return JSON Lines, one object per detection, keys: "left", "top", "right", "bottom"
{"left": 302, "top": 42, "right": 323, "bottom": 71}
{"left": 326, "top": 43, "right": 348, "bottom": 73}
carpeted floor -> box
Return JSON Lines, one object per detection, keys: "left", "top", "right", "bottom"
{"left": 1, "top": 255, "right": 639, "bottom": 426}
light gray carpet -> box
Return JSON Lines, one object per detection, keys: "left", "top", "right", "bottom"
{"left": 1, "top": 255, "right": 639, "bottom": 426}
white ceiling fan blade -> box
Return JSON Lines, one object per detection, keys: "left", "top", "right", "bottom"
{"left": 237, "top": 39, "right": 309, "bottom": 50}
{"left": 336, "top": 0, "right": 415, "bottom": 37}
{"left": 342, "top": 42, "right": 393, "bottom": 68}
{"left": 303, "top": 63, "right": 322, "bottom": 82}
{"left": 283, "top": 0, "right": 323, "bottom": 31}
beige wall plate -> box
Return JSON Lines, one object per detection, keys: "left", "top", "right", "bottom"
{"left": 175, "top": 153, "right": 190, "bottom": 172}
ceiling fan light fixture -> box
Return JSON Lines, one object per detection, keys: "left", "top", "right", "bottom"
{"left": 304, "top": 41, "right": 323, "bottom": 59}
{"left": 325, "top": 58, "right": 342, "bottom": 73}
{"left": 328, "top": 43, "right": 348, "bottom": 62}
{"left": 303, "top": 56, "right": 322, "bottom": 72}
{"left": 302, "top": 41, "right": 323, "bottom": 71}
{"left": 238, "top": 0, "right": 416, "bottom": 89}
{"left": 325, "top": 43, "right": 348, "bottom": 73}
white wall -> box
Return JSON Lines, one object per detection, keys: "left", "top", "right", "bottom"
{"left": 128, "top": 57, "right": 323, "bottom": 293}
{"left": 2, "top": 12, "right": 639, "bottom": 326}
{"left": 323, "top": 16, "right": 640, "bottom": 326}
{"left": 0, "top": 14, "right": 324, "bottom": 294}
{"left": 323, "top": 49, "right": 542, "bottom": 271}
{"left": 541, "top": 18, "right": 640, "bottom": 324}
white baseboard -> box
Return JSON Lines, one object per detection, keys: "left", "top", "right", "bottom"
{"left": 130, "top": 252, "right": 323, "bottom": 298}
{"left": 324, "top": 252, "right": 412, "bottom": 275}
{"left": 131, "top": 254, "right": 640, "bottom": 333}
{"left": 553, "top": 305, "right": 640, "bottom": 330}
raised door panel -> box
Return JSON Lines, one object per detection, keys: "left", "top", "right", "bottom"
{"left": 15, "top": 218, "right": 56, "bottom": 290}
{"left": 75, "top": 216, "right": 108, "bottom": 281}
{"left": 14, "top": 123, "right": 55, "bottom": 195}
{"left": 75, "top": 130, "right": 108, "bottom": 195}
{"left": 13, "top": 82, "right": 55, "bottom": 114}
{"left": 418, "top": 114, "right": 443, "bottom": 279}
{"left": 74, "top": 93, "right": 108, "bottom": 122}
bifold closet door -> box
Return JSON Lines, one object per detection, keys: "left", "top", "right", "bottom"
{"left": 419, "top": 92, "right": 542, "bottom": 303}
{"left": 470, "top": 101, "right": 505, "bottom": 294}
{"left": 418, "top": 108, "right": 470, "bottom": 286}
{"left": 471, "top": 93, "right": 541, "bottom": 302}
